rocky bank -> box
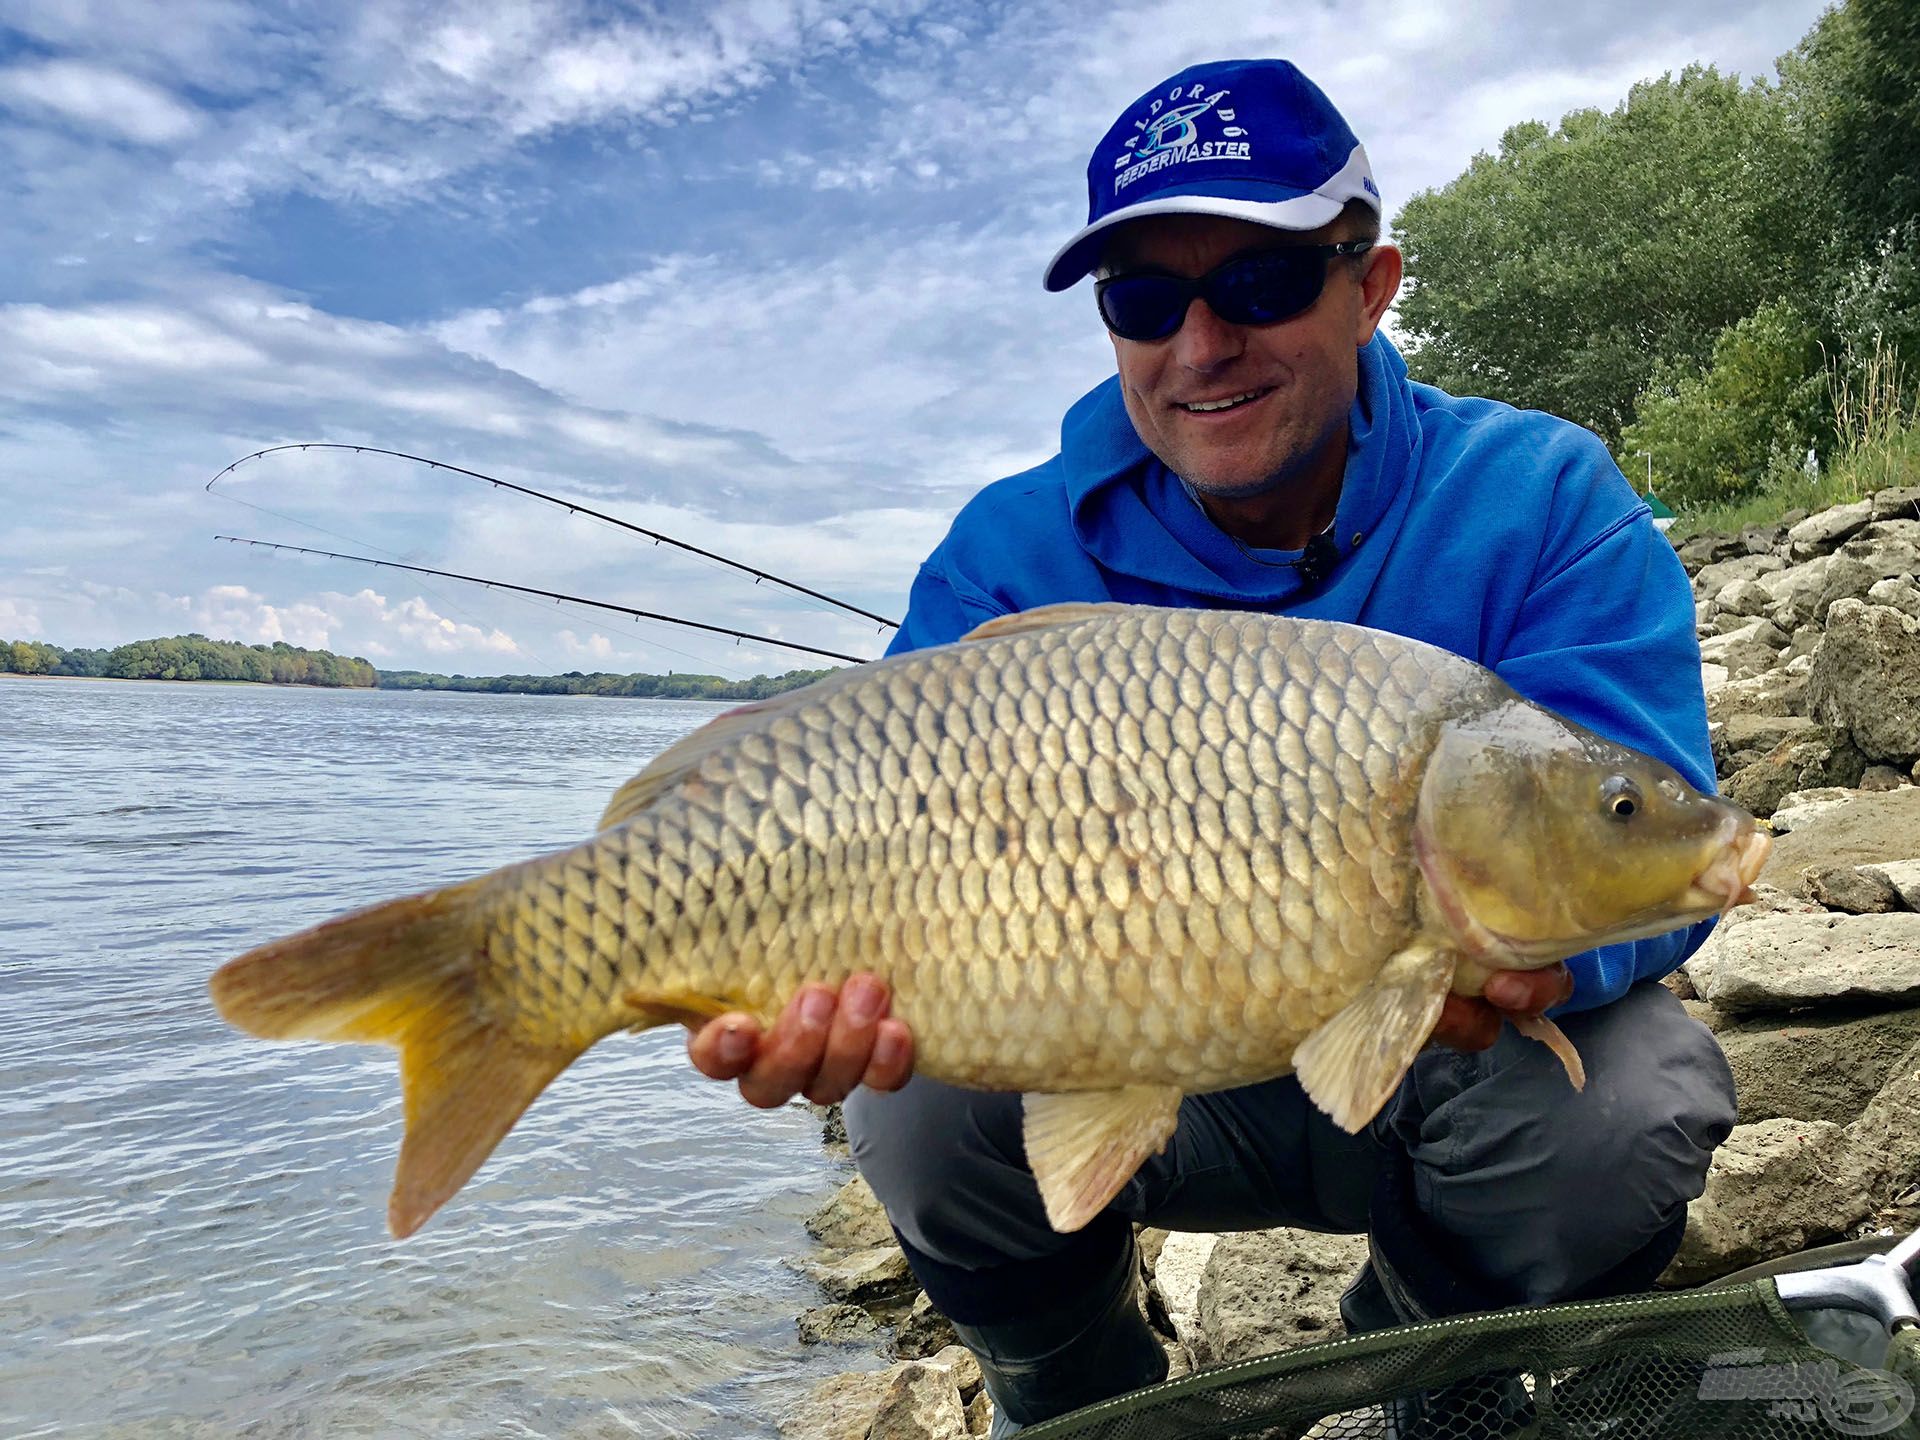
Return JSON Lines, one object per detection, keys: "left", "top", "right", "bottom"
{"left": 780, "top": 486, "right": 1920, "bottom": 1439}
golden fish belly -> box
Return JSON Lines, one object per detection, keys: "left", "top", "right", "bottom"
{"left": 482, "top": 608, "right": 1483, "bottom": 1094}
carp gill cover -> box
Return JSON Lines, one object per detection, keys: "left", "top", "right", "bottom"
{"left": 210, "top": 604, "right": 1769, "bottom": 1238}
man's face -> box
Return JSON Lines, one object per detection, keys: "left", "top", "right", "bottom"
{"left": 1102, "top": 214, "right": 1395, "bottom": 500}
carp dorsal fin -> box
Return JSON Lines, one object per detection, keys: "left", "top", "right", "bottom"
{"left": 960, "top": 603, "right": 1127, "bottom": 643}
{"left": 1293, "top": 941, "right": 1457, "bottom": 1134}
{"left": 1021, "top": 1084, "right": 1183, "bottom": 1232}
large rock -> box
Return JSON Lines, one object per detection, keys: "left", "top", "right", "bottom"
{"left": 1720, "top": 729, "right": 1867, "bottom": 817}
{"left": 1760, "top": 789, "right": 1920, "bottom": 884}
{"left": 893, "top": 1292, "right": 960, "bottom": 1360}
{"left": 1842, "top": 1039, "right": 1920, "bottom": 1200}
{"left": 1694, "top": 552, "right": 1786, "bottom": 600}
{"left": 1667, "top": 1119, "right": 1864, "bottom": 1284}
{"left": 1705, "top": 667, "right": 1807, "bottom": 725}
{"left": 1801, "top": 864, "right": 1904, "bottom": 913}
{"left": 798, "top": 1244, "right": 917, "bottom": 1304}
{"left": 1715, "top": 577, "right": 1775, "bottom": 618}
{"left": 805, "top": 1173, "right": 894, "bottom": 1252}
{"left": 1147, "top": 1230, "right": 1220, "bottom": 1358}
{"left": 1683, "top": 885, "right": 1822, "bottom": 995}
{"left": 1865, "top": 861, "right": 1920, "bottom": 910}
{"left": 1698, "top": 618, "right": 1786, "bottom": 679}
{"left": 1191, "top": 1229, "right": 1369, "bottom": 1365}
{"left": 1716, "top": 1007, "right": 1920, "bottom": 1125}
{"left": 1786, "top": 498, "right": 1876, "bottom": 560}
{"left": 868, "top": 1361, "right": 969, "bottom": 1440}
{"left": 799, "top": 1303, "right": 883, "bottom": 1345}
{"left": 1868, "top": 575, "right": 1920, "bottom": 618}
{"left": 1808, "top": 600, "right": 1920, "bottom": 764}
{"left": 1695, "top": 911, "right": 1920, "bottom": 1014}
{"left": 783, "top": 1369, "right": 900, "bottom": 1440}
{"left": 1678, "top": 531, "right": 1751, "bottom": 573}
{"left": 1714, "top": 714, "right": 1818, "bottom": 768}
{"left": 1870, "top": 487, "right": 1920, "bottom": 522}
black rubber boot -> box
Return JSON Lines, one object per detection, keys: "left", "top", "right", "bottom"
{"left": 948, "top": 1231, "right": 1168, "bottom": 1439}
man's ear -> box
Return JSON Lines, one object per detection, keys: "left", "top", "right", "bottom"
{"left": 1355, "top": 243, "right": 1403, "bottom": 346}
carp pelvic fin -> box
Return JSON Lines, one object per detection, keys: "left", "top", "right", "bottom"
{"left": 1294, "top": 942, "right": 1456, "bottom": 1134}
{"left": 208, "top": 878, "right": 586, "bottom": 1239}
{"left": 960, "top": 603, "right": 1127, "bottom": 643}
{"left": 1022, "top": 1085, "right": 1183, "bottom": 1233}
{"left": 1508, "top": 1013, "right": 1587, "bottom": 1091}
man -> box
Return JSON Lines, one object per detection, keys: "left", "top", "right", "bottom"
{"left": 689, "top": 59, "right": 1734, "bottom": 1434}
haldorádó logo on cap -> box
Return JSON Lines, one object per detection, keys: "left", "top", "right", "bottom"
{"left": 1043, "top": 58, "right": 1379, "bottom": 292}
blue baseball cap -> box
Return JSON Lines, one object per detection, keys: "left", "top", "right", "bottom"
{"left": 1043, "top": 59, "right": 1381, "bottom": 292}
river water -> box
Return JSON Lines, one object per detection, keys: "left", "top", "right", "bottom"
{"left": 0, "top": 678, "right": 882, "bottom": 1438}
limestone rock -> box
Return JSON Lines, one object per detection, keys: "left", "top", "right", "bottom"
{"left": 1694, "top": 552, "right": 1785, "bottom": 599}
{"left": 1714, "top": 714, "right": 1817, "bottom": 766}
{"left": 1678, "top": 531, "right": 1750, "bottom": 572}
{"left": 1721, "top": 730, "right": 1867, "bottom": 818}
{"left": 893, "top": 1291, "right": 960, "bottom": 1360}
{"left": 1759, "top": 789, "right": 1920, "bottom": 881}
{"left": 1695, "top": 911, "right": 1920, "bottom": 1015}
{"left": 799, "top": 1303, "right": 881, "bottom": 1345}
{"left": 1147, "top": 1230, "right": 1220, "bottom": 1358}
{"left": 782, "top": 1369, "right": 898, "bottom": 1440}
{"left": 805, "top": 1173, "right": 894, "bottom": 1253}
{"left": 924, "top": 1345, "right": 984, "bottom": 1404}
{"left": 1698, "top": 618, "right": 1786, "bottom": 679}
{"left": 1191, "top": 1229, "right": 1368, "bottom": 1366}
{"left": 1716, "top": 577, "right": 1774, "bottom": 617}
{"left": 1862, "top": 765, "right": 1911, "bottom": 792}
{"left": 964, "top": 1391, "right": 992, "bottom": 1437}
{"left": 1667, "top": 1119, "right": 1863, "bottom": 1285}
{"left": 1808, "top": 600, "right": 1920, "bottom": 764}
{"left": 868, "top": 1362, "right": 968, "bottom": 1440}
{"left": 1864, "top": 861, "right": 1920, "bottom": 910}
{"left": 1704, "top": 667, "right": 1806, "bottom": 726}
{"left": 1682, "top": 885, "right": 1822, "bottom": 994}
{"left": 1843, "top": 1039, "right": 1920, "bottom": 1199}
{"left": 1769, "top": 789, "right": 1860, "bottom": 834}
{"left": 798, "top": 1244, "right": 916, "bottom": 1304}
{"left": 1802, "top": 864, "right": 1904, "bottom": 913}
{"left": 1716, "top": 1007, "right": 1920, "bottom": 1125}
{"left": 1867, "top": 574, "right": 1920, "bottom": 618}
{"left": 1871, "top": 487, "right": 1920, "bottom": 523}
{"left": 1786, "top": 498, "right": 1875, "bottom": 560}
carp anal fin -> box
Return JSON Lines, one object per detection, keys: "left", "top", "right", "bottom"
{"left": 1294, "top": 942, "right": 1456, "bottom": 1134}
{"left": 960, "top": 603, "right": 1128, "bottom": 643}
{"left": 1022, "top": 1085, "right": 1182, "bottom": 1233}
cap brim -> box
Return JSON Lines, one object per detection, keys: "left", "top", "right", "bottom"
{"left": 1042, "top": 190, "right": 1346, "bottom": 292}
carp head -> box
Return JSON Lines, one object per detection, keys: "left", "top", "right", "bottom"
{"left": 1414, "top": 696, "right": 1770, "bottom": 967}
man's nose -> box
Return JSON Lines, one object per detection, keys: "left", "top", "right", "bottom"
{"left": 1172, "top": 295, "right": 1244, "bottom": 370}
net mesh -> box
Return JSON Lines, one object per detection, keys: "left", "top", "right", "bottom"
{"left": 1022, "top": 1279, "right": 1920, "bottom": 1440}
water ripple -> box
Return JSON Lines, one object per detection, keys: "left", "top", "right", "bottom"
{"left": 0, "top": 680, "right": 875, "bottom": 1437}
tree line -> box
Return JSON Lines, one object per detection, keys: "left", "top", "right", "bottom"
{"left": 2, "top": 633, "right": 830, "bottom": 700}
{"left": 1394, "top": 0, "right": 1917, "bottom": 510}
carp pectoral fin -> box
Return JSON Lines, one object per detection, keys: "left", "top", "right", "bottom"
{"left": 1509, "top": 1013, "right": 1587, "bottom": 1090}
{"left": 1294, "top": 942, "right": 1456, "bottom": 1135}
{"left": 1021, "top": 1085, "right": 1183, "bottom": 1234}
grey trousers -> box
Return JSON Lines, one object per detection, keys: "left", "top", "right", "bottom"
{"left": 845, "top": 981, "right": 1735, "bottom": 1325}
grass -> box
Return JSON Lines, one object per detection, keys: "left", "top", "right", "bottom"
{"left": 1666, "top": 342, "right": 1918, "bottom": 541}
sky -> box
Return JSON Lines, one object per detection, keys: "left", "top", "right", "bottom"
{"left": 0, "top": 0, "right": 1835, "bottom": 680}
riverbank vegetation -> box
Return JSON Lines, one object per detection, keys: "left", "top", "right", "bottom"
{"left": 1, "top": 632, "right": 832, "bottom": 700}
{"left": 1395, "top": 0, "right": 1917, "bottom": 526}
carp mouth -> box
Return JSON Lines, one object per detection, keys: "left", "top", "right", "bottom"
{"left": 1678, "top": 820, "right": 1772, "bottom": 920}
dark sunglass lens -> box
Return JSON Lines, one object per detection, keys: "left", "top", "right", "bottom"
{"left": 1098, "top": 274, "right": 1190, "bottom": 341}
{"left": 1211, "top": 251, "right": 1323, "bottom": 325}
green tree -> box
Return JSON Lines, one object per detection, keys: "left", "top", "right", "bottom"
{"left": 1394, "top": 65, "right": 1827, "bottom": 445}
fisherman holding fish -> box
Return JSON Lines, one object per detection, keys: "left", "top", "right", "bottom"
{"left": 686, "top": 59, "right": 1742, "bottom": 1433}
{"left": 212, "top": 54, "right": 1766, "bottom": 1440}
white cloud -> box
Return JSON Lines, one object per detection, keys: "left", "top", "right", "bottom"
{"left": 0, "top": 59, "right": 202, "bottom": 146}
{"left": 0, "top": 596, "right": 44, "bottom": 637}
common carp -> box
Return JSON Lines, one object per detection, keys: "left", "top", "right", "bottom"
{"left": 210, "top": 604, "right": 1768, "bottom": 1238}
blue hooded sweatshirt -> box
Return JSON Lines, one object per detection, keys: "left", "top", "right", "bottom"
{"left": 888, "top": 334, "right": 1714, "bottom": 1014}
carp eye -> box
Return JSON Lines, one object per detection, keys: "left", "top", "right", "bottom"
{"left": 1601, "top": 774, "right": 1642, "bottom": 821}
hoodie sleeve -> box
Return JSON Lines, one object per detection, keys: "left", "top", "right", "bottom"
{"left": 1492, "top": 437, "right": 1716, "bottom": 1014}
{"left": 885, "top": 557, "right": 1009, "bottom": 658}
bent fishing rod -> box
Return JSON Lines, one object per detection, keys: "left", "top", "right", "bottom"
{"left": 215, "top": 536, "right": 874, "bottom": 666}
{"left": 208, "top": 444, "right": 900, "bottom": 631}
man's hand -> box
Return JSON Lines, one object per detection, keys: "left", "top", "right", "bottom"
{"left": 686, "top": 973, "right": 915, "bottom": 1108}
{"left": 1430, "top": 963, "right": 1575, "bottom": 1052}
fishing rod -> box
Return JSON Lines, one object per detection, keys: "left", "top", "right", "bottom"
{"left": 215, "top": 536, "right": 874, "bottom": 666}
{"left": 208, "top": 443, "right": 901, "bottom": 631}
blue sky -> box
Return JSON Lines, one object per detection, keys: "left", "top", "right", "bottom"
{"left": 0, "top": 0, "right": 1832, "bottom": 679}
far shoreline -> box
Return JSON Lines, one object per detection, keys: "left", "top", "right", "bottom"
{"left": 0, "top": 671, "right": 737, "bottom": 701}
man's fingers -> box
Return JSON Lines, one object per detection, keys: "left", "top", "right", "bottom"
{"left": 686, "top": 1014, "right": 761, "bottom": 1080}
{"left": 1431, "top": 994, "right": 1501, "bottom": 1052}
{"left": 1482, "top": 963, "right": 1573, "bottom": 1014}
{"left": 863, "top": 1018, "right": 915, "bottom": 1091}
{"left": 803, "top": 974, "right": 889, "bottom": 1105}
{"left": 738, "top": 985, "right": 836, "bottom": 1109}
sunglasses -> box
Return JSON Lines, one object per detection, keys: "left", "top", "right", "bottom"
{"left": 1094, "top": 241, "right": 1374, "bottom": 342}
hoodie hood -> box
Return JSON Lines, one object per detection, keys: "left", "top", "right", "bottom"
{"left": 1059, "top": 332, "right": 1421, "bottom": 609}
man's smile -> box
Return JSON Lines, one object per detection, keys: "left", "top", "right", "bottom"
{"left": 1175, "top": 385, "right": 1276, "bottom": 415}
